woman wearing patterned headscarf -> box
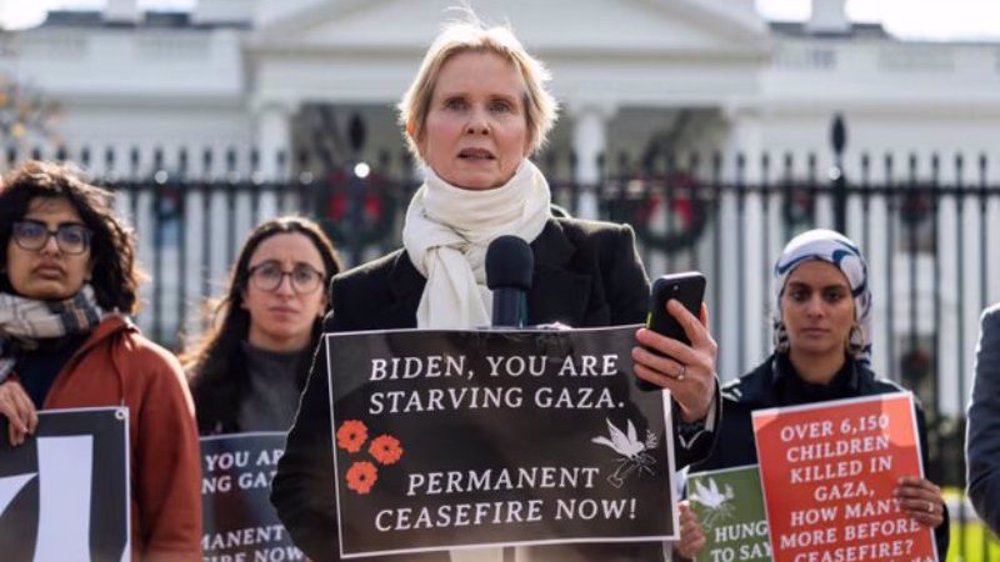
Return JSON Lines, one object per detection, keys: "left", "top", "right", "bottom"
{"left": 682, "top": 229, "right": 948, "bottom": 560}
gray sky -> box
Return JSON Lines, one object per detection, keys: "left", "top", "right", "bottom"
{"left": 1, "top": 0, "right": 998, "bottom": 40}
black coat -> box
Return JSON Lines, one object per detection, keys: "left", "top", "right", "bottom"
{"left": 693, "top": 353, "right": 949, "bottom": 560}
{"left": 271, "top": 217, "right": 718, "bottom": 562}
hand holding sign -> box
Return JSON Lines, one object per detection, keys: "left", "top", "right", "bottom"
{"left": 0, "top": 381, "right": 37, "bottom": 446}
{"left": 0, "top": 408, "right": 129, "bottom": 562}
{"left": 894, "top": 476, "right": 945, "bottom": 529}
{"left": 675, "top": 500, "right": 706, "bottom": 560}
{"left": 752, "top": 393, "right": 937, "bottom": 562}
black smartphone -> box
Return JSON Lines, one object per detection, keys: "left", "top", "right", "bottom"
{"left": 646, "top": 271, "right": 707, "bottom": 345}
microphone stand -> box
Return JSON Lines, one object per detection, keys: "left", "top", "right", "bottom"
{"left": 485, "top": 235, "right": 533, "bottom": 562}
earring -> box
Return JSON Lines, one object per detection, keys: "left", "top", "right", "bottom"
{"left": 846, "top": 323, "right": 863, "bottom": 356}
{"left": 773, "top": 319, "right": 790, "bottom": 354}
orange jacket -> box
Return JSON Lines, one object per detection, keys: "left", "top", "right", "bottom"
{"left": 16, "top": 315, "right": 202, "bottom": 562}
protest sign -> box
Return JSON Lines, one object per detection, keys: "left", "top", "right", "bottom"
{"left": 752, "top": 392, "right": 935, "bottom": 562}
{"left": 200, "top": 432, "right": 303, "bottom": 562}
{"left": 688, "top": 464, "right": 770, "bottom": 562}
{"left": 0, "top": 407, "right": 130, "bottom": 562}
{"left": 325, "top": 325, "right": 678, "bottom": 558}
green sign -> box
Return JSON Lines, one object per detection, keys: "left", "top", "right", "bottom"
{"left": 688, "top": 464, "right": 771, "bottom": 562}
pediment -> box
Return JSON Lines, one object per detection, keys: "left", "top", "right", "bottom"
{"left": 251, "top": 0, "right": 770, "bottom": 57}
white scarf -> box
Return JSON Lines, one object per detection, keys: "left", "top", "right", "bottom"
{"left": 402, "top": 160, "right": 551, "bottom": 329}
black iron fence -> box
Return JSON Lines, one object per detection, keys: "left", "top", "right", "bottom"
{"left": 4, "top": 141, "right": 1000, "bottom": 559}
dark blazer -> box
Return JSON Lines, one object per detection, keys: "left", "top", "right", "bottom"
{"left": 967, "top": 302, "right": 1000, "bottom": 535}
{"left": 693, "top": 353, "right": 949, "bottom": 560}
{"left": 272, "top": 217, "right": 717, "bottom": 562}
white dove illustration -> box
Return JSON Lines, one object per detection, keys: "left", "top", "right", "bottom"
{"left": 591, "top": 418, "right": 645, "bottom": 459}
{"left": 692, "top": 478, "right": 731, "bottom": 509}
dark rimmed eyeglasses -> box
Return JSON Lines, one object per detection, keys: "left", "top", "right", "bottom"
{"left": 12, "top": 220, "right": 92, "bottom": 255}
{"left": 247, "top": 260, "right": 325, "bottom": 294}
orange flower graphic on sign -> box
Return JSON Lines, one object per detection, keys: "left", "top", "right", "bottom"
{"left": 336, "top": 420, "right": 368, "bottom": 453}
{"left": 369, "top": 434, "right": 404, "bottom": 465}
{"left": 346, "top": 461, "right": 378, "bottom": 495}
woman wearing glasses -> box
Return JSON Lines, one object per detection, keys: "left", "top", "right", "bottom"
{"left": 0, "top": 160, "right": 201, "bottom": 560}
{"left": 184, "top": 216, "right": 342, "bottom": 434}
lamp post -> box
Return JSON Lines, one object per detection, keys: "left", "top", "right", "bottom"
{"left": 348, "top": 112, "right": 367, "bottom": 265}
{"left": 830, "top": 113, "right": 848, "bottom": 234}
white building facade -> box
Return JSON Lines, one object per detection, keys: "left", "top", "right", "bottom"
{"left": 2, "top": 0, "right": 999, "bottom": 417}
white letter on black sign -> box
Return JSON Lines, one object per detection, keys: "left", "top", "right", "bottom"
{"left": 35, "top": 436, "right": 94, "bottom": 562}
{"left": 0, "top": 436, "right": 95, "bottom": 562}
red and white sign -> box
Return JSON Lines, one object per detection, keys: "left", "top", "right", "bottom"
{"left": 752, "top": 392, "right": 935, "bottom": 562}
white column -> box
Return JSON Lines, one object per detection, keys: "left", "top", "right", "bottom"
{"left": 255, "top": 100, "right": 293, "bottom": 181}
{"left": 717, "top": 106, "right": 766, "bottom": 381}
{"left": 570, "top": 102, "right": 617, "bottom": 220}
{"left": 806, "top": 0, "right": 850, "bottom": 34}
{"left": 253, "top": 100, "right": 294, "bottom": 223}
{"left": 193, "top": 0, "right": 253, "bottom": 25}
{"left": 722, "top": 106, "right": 763, "bottom": 180}
{"left": 104, "top": 0, "right": 140, "bottom": 23}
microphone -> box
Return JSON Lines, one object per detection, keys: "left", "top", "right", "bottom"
{"left": 486, "top": 235, "right": 534, "bottom": 328}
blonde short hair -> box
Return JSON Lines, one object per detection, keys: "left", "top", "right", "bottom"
{"left": 398, "top": 19, "right": 558, "bottom": 162}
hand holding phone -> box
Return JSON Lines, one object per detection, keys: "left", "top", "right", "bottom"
{"left": 636, "top": 272, "right": 707, "bottom": 393}
{"left": 646, "top": 271, "right": 706, "bottom": 345}
{"left": 634, "top": 271, "right": 716, "bottom": 421}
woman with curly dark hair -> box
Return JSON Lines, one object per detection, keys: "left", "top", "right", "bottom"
{"left": 184, "top": 216, "right": 342, "bottom": 434}
{"left": 0, "top": 160, "right": 201, "bottom": 561}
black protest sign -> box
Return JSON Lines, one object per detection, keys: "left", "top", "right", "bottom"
{"left": 0, "top": 407, "right": 130, "bottom": 562}
{"left": 200, "top": 432, "right": 303, "bottom": 562}
{"left": 325, "top": 325, "right": 678, "bottom": 558}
